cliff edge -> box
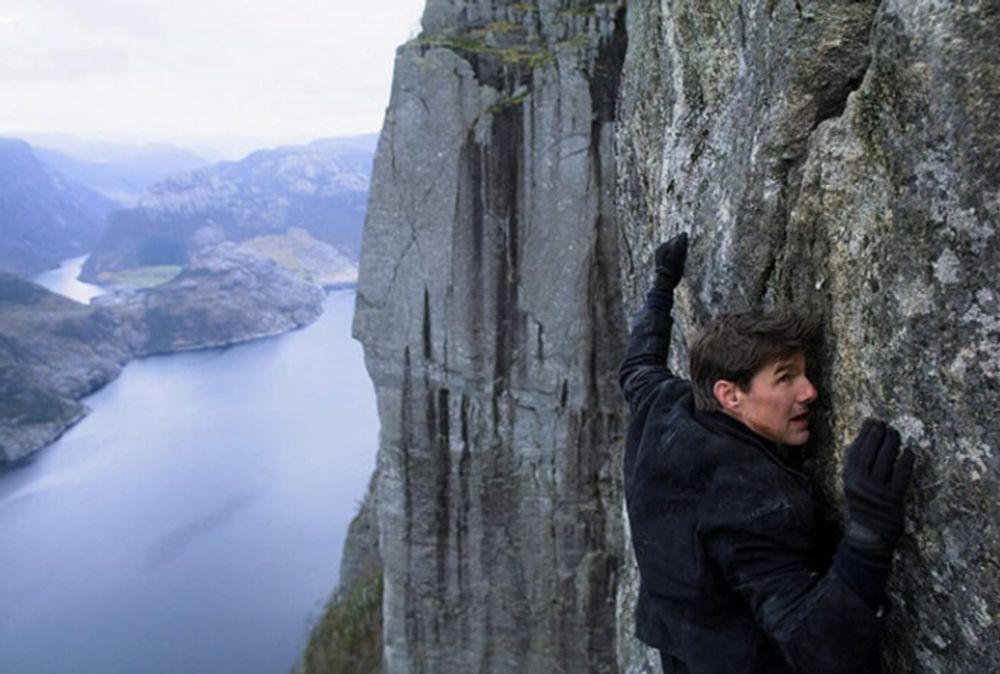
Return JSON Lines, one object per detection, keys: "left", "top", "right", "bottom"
{"left": 353, "top": 1, "right": 628, "bottom": 671}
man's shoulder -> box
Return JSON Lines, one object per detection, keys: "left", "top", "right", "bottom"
{"left": 646, "top": 376, "right": 693, "bottom": 413}
{"left": 697, "top": 432, "right": 814, "bottom": 530}
{"left": 639, "top": 392, "right": 763, "bottom": 480}
{"left": 652, "top": 394, "right": 765, "bottom": 463}
{"left": 659, "top": 408, "right": 810, "bottom": 523}
{"left": 633, "top": 384, "right": 807, "bottom": 502}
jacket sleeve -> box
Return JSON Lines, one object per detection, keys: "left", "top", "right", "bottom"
{"left": 699, "top": 484, "right": 885, "bottom": 674}
{"left": 618, "top": 285, "right": 680, "bottom": 415}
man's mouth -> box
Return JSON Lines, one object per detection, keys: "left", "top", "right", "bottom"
{"left": 790, "top": 412, "right": 809, "bottom": 426}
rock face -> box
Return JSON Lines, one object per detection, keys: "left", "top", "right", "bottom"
{"left": 337, "top": 476, "right": 382, "bottom": 597}
{"left": 0, "top": 247, "right": 323, "bottom": 463}
{"left": 350, "top": 1, "right": 998, "bottom": 673}
{"left": 353, "top": 1, "right": 628, "bottom": 671}
{"left": 617, "top": 2, "right": 999, "bottom": 671}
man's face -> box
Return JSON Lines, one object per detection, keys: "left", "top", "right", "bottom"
{"left": 735, "top": 352, "right": 818, "bottom": 446}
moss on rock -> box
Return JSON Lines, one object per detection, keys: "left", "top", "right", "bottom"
{"left": 297, "top": 572, "right": 384, "bottom": 674}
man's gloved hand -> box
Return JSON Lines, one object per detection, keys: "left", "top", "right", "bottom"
{"left": 842, "top": 419, "right": 915, "bottom": 555}
{"left": 653, "top": 232, "right": 688, "bottom": 292}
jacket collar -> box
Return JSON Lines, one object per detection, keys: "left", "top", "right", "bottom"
{"left": 693, "top": 409, "right": 779, "bottom": 453}
{"left": 693, "top": 408, "right": 813, "bottom": 489}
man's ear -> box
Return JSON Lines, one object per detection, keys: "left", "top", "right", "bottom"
{"left": 713, "top": 379, "right": 742, "bottom": 413}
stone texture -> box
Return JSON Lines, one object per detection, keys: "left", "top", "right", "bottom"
{"left": 617, "top": 1, "right": 1000, "bottom": 672}
{"left": 337, "top": 474, "right": 382, "bottom": 597}
{"left": 352, "top": 2, "right": 628, "bottom": 671}
{"left": 348, "top": 0, "right": 998, "bottom": 672}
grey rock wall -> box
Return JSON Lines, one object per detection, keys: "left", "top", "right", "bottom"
{"left": 352, "top": 1, "right": 628, "bottom": 671}
{"left": 617, "top": 1, "right": 999, "bottom": 672}
{"left": 337, "top": 473, "right": 382, "bottom": 597}
{"left": 353, "top": 0, "right": 998, "bottom": 672}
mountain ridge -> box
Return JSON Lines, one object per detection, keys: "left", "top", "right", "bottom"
{"left": 32, "top": 145, "right": 211, "bottom": 206}
{"left": 0, "top": 138, "right": 115, "bottom": 276}
{"left": 81, "top": 139, "right": 372, "bottom": 283}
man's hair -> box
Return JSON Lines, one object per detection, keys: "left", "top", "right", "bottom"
{"left": 689, "top": 309, "right": 820, "bottom": 412}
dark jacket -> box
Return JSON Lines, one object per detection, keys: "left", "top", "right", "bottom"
{"left": 620, "top": 292, "right": 885, "bottom": 674}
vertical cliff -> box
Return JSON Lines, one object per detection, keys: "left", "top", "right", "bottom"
{"left": 350, "top": 0, "right": 998, "bottom": 672}
{"left": 617, "top": 1, "right": 999, "bottom": 672}
{"left": 353, "top": 1, "right": 628, "bottom": 671}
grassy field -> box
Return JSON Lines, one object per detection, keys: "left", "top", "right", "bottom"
{"left": 110, "top": 265, "right": 183, "bottom": 289}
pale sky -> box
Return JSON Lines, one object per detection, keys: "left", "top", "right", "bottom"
{"left": 0, "top": 0, "right": 426, "bottom": 156}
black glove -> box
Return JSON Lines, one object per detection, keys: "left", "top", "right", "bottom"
{"left": 842, "top": 419, "right": 915, "bottom": 555}
{"left": 653, "top": 232, "right": 688, "bottom": 292}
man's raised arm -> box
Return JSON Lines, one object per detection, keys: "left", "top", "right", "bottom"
{"left": 618, "top": 232, "right": 688, "bottom": 415}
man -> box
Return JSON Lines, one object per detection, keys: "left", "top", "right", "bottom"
{"left": 620, "top": 233, "right": 914, "bottom": 673}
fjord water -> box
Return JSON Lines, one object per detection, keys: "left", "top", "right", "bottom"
{"left": 0, "top": 268, "right": 378, "bottom": 674}
{"left": 30, "top": 254, "right": 105, "bottom": 303}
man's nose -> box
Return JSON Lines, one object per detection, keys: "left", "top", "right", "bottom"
{"left": 798, "top": 377, "right": 818, "bottom": 404}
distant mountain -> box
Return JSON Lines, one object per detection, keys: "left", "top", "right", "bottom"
{"left": 81, "top": 138, "right": 372, "bottom": 282}
{"left": 33, "top": 145, "right": 211, "bottom": 206}
{"left": 303, "top": 133, "right": 379, "bottom": 154}
{"left": 10, "top": 133, "right": 213, "bottom": 163}
{"left": 0, "top": 138, "right": 116, "bottom": 276}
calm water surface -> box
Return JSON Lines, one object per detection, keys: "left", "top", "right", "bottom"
{"left": 1, "top": 262, "right": 377, "bottom": 674}
{"left": 31, "top": 255, "right": 105, "bottom": 303}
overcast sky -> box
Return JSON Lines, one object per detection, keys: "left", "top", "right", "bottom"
{"left": 0, "top": 0, "right": 426, "bottom": 156}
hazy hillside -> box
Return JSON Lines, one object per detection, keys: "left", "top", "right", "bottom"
{"left": 0, "top": 138, "right": 115, "bottom": 275}
{"left": 33, "top": 145, "right": 210, "bottom": 206}
{"left": 11, "top": 133, "right": 220, "bottom": 164}
{"left": 82, "top": 137, "right": 372, "bottom": 282}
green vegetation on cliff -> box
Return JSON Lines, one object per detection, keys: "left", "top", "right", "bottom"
{"left": 419, "top": 20, "right": 555, "bottom": 68}
{"left": 298, "top": 572, "right": 383, "bottom": 674}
